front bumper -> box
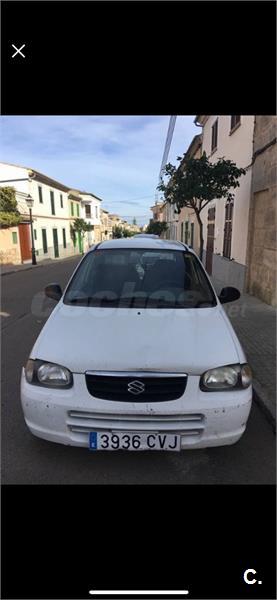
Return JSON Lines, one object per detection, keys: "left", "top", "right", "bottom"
{"left": 21, "top": 370, "right": 252, "bottom": 449}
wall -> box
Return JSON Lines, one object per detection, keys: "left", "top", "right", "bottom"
{"left": 246, "top": 116, "right": 277, "bottom": 306}
{"left": 0, "top": 227, "right": 22, "bottom": 264}
{"left": 30, "top": 180, "right": 75, "bottom": 260}
{"left": 0, "top": 164, "right": 78, "bottom": 261}
{"left": 32, "top": 215, "right": 75, "bottom": 260}
{"left": 200, "top": 116, "right": 255, "bottom": 288}
{"left": 80, "top": 194, "right": 102, "bottom": 249}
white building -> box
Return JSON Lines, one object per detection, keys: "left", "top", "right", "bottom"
{"left": 195, "top": 116, "right": 255, "bottom": 291}
{"left": 164, "top": 201, "right": 178, "bottom": 240}
{"left": 0, "top": 162, "right": 75, "bottom": 262}
{"left": 79, "top": 191, "right": 103, "bottom": 249}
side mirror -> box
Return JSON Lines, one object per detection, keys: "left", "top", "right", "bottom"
{"left": 45, "top": 283, "right": 63, "bottom": 302}
{"left": 218, "top": 286, "right": 240, "bottom": 304}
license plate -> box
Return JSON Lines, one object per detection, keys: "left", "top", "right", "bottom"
{"left": 89, "top": 431, "right": 181, "bottom": 451}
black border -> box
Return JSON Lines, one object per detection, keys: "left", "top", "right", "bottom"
{"left": 1, "top": 1, "right": 277, "bottom": 115}
{"left": 1, "top": 484, "right": 276, "bottom": 599}
{"left": 1, "top": 3, "right": 276, "bottom": 599}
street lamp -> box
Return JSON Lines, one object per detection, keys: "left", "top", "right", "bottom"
{"left": 25, "top": 194, "right": 37, "bottom": 265}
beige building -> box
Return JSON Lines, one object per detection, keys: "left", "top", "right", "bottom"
{"left": 150, "top": 202, "right": 165, "bottom": 222}
{"left": 0, "top": 226, "right": 22, "bottom": 265}
{"left": 79, "top": 191, "right": 102, "bottom": 248}
{"left": 245, "top": 116, "right": 277, "bottom": 306}
{"left": 0, "top": 163, "right": 75, "bottom": 263}
{"left": 177, "top": 134, "right": 202, "bottom": 254}
{"left": 100, "top": 209, "right": 113, "bottom": 240}
{"left": 195, "top": 115, "right": 255, "bottom": 291}
{"left": 68, "top": 189, "right": 83, "bottom": 253}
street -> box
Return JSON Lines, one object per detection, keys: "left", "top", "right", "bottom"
{"left": 1, "top": 257, "right": 276, "bottom": 485}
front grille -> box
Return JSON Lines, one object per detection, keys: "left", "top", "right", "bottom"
{"left": 67, "top": 410, "right": 205, "bottom": 436}
{"left": 85, "top": 372, "right": 188, "bottom": 402}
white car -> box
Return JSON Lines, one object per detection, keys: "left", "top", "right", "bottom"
{"left": 21, "top": 238, "right": 252, "bottom": 451}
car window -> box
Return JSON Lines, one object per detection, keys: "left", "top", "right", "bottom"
{"left": 63, "top": 248, "right": 217, "bottom": 308}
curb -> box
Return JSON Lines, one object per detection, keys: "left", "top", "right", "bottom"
{"left": 252, "top": 383, "right": 276, "bottom": 433}
{"left": 0, "top": 255, "right": 82, "bottom": 277}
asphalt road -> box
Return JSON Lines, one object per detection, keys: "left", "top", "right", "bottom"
{"left": 1, "top": 257, "right": 276, "bottom": 484}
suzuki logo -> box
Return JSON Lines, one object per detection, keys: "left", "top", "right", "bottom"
{"left": 127, "top": 380, "right": 145, "bottom": 395}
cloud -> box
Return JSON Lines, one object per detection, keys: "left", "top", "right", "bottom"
{"left": 0, "top": 115, "right": 199, "bottom": 224}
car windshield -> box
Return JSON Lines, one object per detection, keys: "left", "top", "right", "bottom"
{"left": 63, "top": 248, "right": 217, "bottom": 308}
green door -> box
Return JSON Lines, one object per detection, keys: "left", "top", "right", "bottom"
{"left": 78, "top": 232, "right": 83, "bottom": 253}
{"left": 53, "top": 229, "right": 59, "bottom": 258}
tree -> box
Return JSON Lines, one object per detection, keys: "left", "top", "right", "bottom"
{"left": 71, "top": 218, "right": 93, "bottom": 253}
{"left": 146, "top": 221, "right": 168, "bottom": 236}
{"left": 112, "top": 225, "right": 123, "bottom": 238}
{"left": 158, "top": 152, "right": 246, "bottom": 260}
{"left": 0, "top": 187, "right": 21, "bottom": 227}
{"left": 132, "top": 217, "right": 137, "bottom": 226}
{"left": 112, "top": 225, "right": 133, "bottom": 238}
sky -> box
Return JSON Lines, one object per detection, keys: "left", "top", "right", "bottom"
{"left": 0, "top": 115, "right": 199, "bottom": 226}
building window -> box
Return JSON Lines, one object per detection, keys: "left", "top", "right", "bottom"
{"left": 62, "top": 228, "right": 66, "bottom": 248}
{"left": 85, "top": 205, "right": 91, "bottom": 218}
{"left": 60, "top": 194, "right": 63, "bottom": 208}
{"left": 184, "top": 221, "right": 189, "bottom": 244}
{"left": 230, "top": 116, "right": 241, "bottom": 132}
{"left": 34, "top": 229, "right": 37, "bottom": 240}
{"left": 211, "top": 119, "right": 218, "bottom": 152}
{"left": 190, "top": 223, "right": 194, "bottom": 249}
{"left": 76, "top": 204, "right": 80, "bottom": 217}
{"left": 71, "top": 202, "right": 74, "bottom": 216}
{"left": 208, "top": 206, "right": 216, "bottom": 221}
{"left": 223, "top": 201, "right": 234, "bottom": 259}
{"left": 50, "top": 191, "right": 55, "bottom": 215}
{"left": 12, "top": 231, "right": 18, "bottom": 244}
{"left": 42, "top": 229, "right": 48, "bottom": 254}
{"left": 95, "top": 206, "right": 98, "bottom": 219}
{"left": 38, "top": 185, "right": 43, "bottom": 203}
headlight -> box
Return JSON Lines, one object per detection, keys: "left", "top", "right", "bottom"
{"left": 24, "top": 359, "right": 73, "bottom": 388}
{"left": 200, "top": 363, "right": 252, "bottom": 391}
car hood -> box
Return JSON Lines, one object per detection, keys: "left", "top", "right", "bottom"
{"left": 30, "top": 303, "right": 243, "bottom": 374}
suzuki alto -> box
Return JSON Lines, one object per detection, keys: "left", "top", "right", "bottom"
{"left": 21, "top": 237, "right": 252, "bottom": 451}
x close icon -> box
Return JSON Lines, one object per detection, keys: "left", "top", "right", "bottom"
{"left": 11, "top": 44, "right": 26, "bottom": 58}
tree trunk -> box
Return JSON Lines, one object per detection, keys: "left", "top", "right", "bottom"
{"left": 195, "top": 210, "right": 204, "bottom": 262}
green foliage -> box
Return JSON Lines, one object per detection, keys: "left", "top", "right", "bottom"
{"left": 158, "top": 152, "right": 246, "bottom": 214}
{"left": 0, "top": 187, "right": 21, "bottom": 227}
{"left": 0, "top": 212, "right": 21, "bottom": 227}
{"left": 157, "top": 152, "right": 246, "bottom": 259}
{"left": 112, "top": 225, "right": 133, "bottom": 238}
{"left": 146, "top": 221, "right": 168, "bottom": 235}
{"left": 0, "top": 187, "right": 18, "bottom": 212}
{"left": 72, "top": 218, "right": 93, "bottom": 235}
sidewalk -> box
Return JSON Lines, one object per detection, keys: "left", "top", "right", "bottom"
{"left": 0, "top": 254, "right": 82, "bottom": 276}
{"left": 212, "top": 277, "right": 276, "bottom": 428}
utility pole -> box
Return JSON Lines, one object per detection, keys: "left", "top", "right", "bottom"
{"left": 156, "top": 116, "right": 177, "bottom": 238}
{"left": 158, "top": 116, "right": 177, "bottom": 190}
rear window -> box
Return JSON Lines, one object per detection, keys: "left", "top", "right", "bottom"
{"left": 63, "top": 248, "right": 217, "bottom": 308}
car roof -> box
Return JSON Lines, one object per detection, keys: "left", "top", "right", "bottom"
{"left": 133, "top": 234, "right": 159, "bottom": 239}
{"left": 91, "top": 238, "right": 191, "bottom": 252}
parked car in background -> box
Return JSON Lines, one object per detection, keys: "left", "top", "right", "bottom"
{"left": 21, "top": 237, "right": 252, "bottom": 451}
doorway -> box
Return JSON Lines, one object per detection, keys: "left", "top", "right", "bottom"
{"left": 53, "top": 229, "right": 59, "bottom": 258}
{"left": 205, "top": 206, "right": 216, "bottom": 275}
{"left": 18, "top": 224, "right": 31, "bottom": 262}
{"left": 78, "top": 232, "right": 83, "bottom": 253}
